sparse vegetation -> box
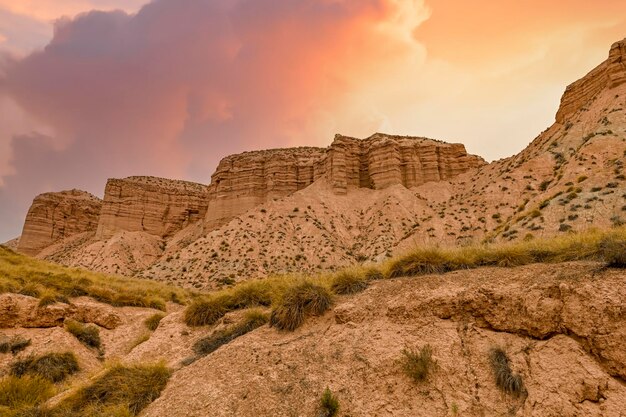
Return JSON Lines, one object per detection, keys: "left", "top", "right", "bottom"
{"left": 400, "top": 344, "right": 436, "bottom": 383}
{"left": 0, "top": 375, "right": 54, "bottom": 412}
{"left": 49, "top": 363, "right": 171, "bottom": 416}
{"left": 489, "top": 348, "right": 525, "bottom": 397}
{"left": 0, "top": 336, "right": 31, "bottom": 355}
{"left": 270, "top": 282, "right": 332, "bottom": 331}
{"left": 318, "top": 387, "right": 340, "bottom": 417}
{"left": 192, "top": 309, "right": 268, "bottom": 357}
{"left": 330, "top": 270, "right": 370, "bottom": 295}
{"left": 65, "top": 320, "right": 102, "bottom": 349}
{"left": 10, "top": 352, "right": 79, "bottom": 383}
{"left": 144, "top": 313, "right": 165, "bottom": 331}
{"left": 0, "top": 246, "right": 188, "bottom": 310}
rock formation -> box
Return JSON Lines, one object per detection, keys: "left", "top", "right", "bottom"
{"left": 556, "top": 38, "right": 626, "bottom": 123}
{"left": 95, "top": 176, "right": 210, "bottom": 240}
{"left": 17, "top": 190, "right": 102, "bottom": 256}
{"left": 205, "top": 147, "right": 326, "bottom": 228}
{"left": 205, "top": 134, "right": 484, "bottom": 225}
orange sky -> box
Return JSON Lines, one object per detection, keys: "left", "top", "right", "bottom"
{"left": 0, "top": 0, "right": 625, "bottom": 240}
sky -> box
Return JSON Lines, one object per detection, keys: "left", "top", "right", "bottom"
{"left": 0, "top": 0, "right": 625, "bottom": 242}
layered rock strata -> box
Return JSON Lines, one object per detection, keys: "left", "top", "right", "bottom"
{"left": 17, "top": 190, "right": 102, "bottom": 256}
{"left": 556, "top": 38, "right": 626, "bottom": 123}
{"left": 95, "top": 176, "right": 209, "bottom": 240}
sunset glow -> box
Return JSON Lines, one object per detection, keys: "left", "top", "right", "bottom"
{"left": 0, "top": 0, "right": 625, "bottom": 241}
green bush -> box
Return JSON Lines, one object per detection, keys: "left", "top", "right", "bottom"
{"left": 319, "top": 387, "right": 340, "bottom": 417}
{"left": 489, "top": 348, "right": 524, "bottom": 397}
{"left": 269, "top": 282, "right": 332, "bottom": 331}
{"left": 400, "top": 345, "right": 436, "bottom": 383}
{"left": 10, "top": 352, "right": 79, "bottom": 383}
{"left": 65, "top": 320, "right": 101, "bottom": 349}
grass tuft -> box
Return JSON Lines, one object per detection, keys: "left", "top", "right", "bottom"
{"left": 10, "top": 352, "right": 79, "bottom": 383}
{"left": 598, "top": 235, "right": 626, "bottom": 267}
{"left": 65, "top": 320, "right": 101, "bottom": 349}
{"left": 144, "top": 313, "right": 165, "bottom": 331}
{"left": 0, "top": 375, "right": 54, "bottom": 411}
{"left": 192, "top": 309, "right": 268, "bottom": 357}
{"left": 269, "top": 282, "right": 332, "bottom": 331}
{"left": 330, "top": 270, "right": 370, "bottom": 295}
{"left": 400, "top": 345, "right": 436, "bottom": 383}
{"left": 55, "top": 363, "right": 171, "bottom": 416}
{"left": 489, "top": 348, "right": 525, "bottom": 397}
{"left": 0, "top": 336, "right": 31, "bottom": 355}
{"left": 318, "top": 387, "right": 340, "bottom": 417}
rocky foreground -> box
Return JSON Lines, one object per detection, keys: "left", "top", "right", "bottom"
{"left": 1, "top": 254, "right": 625, "bottom": 416}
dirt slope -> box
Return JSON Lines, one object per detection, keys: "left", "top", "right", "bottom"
{"left": 142, "top": 262, "right": 626, "bottom": 417}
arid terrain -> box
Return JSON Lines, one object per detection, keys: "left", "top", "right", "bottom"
{"left": 1, "top": 39, "right": 626, "bottom": 417}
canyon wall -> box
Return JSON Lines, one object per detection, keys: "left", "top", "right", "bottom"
{"left": 95, "top": 176, "right": 210, "bottom": 240}
{"left": 17, "top": 190, "right": 102, "bottom": 256}
{"left": 556, "top": 38, "right": 626, "bottom": 124}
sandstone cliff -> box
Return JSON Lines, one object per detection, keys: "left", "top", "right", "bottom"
{"left": 17, "top": 190, "right": 102, "bottom": 256}
{"left": 95, "top": 176, "right": 209, "bottom": 240}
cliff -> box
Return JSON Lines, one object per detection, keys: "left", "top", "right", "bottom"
{"left": 17, "top": 190, "right": 102, "bottom": 256}
{"left": 95, "top": 176, "right": 210, "bottom": 240}
{"left": 555, "top": 38, "right": 626, "bottom": 124}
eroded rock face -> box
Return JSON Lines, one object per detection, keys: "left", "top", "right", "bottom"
{"left": 556, "top": 38, "right": 626, "bottom": 123}
{"left": 325, "top": 133, "right": 485, "bottom": 194}
{"left": 206, "top": 147, "right": 327, "bottom": 227}
{"left": 17, "top": 190, "right": 102, "bottom": 256}
{"left": 96, "top": 176, "right": 210, "bottom": 240}
{"left": 205, "top": 134, "right": 485, "bottom": 225}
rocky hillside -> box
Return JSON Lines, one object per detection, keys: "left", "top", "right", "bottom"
{"left": 1, "top": 237, "right": 625, "bottom": 416}
{"left": 12, "top": 38, "right": 626, "bottom": 290}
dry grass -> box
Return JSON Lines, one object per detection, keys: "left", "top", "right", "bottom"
{"left": 49, "top": 363, "right": 171, "bottom": 416}
{"left": 0, "top": 246, "right": 189, "bottom": 310}
{"left": 385, "top": 227, "right": 626, "bottom": 278}
{"left": 10, "top": 352, "right": 79, "bottom": 383}
{"left": 330, "top": 270, "right": 370, "bottom": 295}
{"left": 489, "top": 348, "right": 525, "bottom": 397}
{"left": 0, "top": 375, "right": 54, "bottom": 412}
{"left": 0, "top": 336, "right": 31, "bottom": 355}
{"left": 400, "top": 345, "right": 437, "bottom": 383}
{"left": 65, "top": 320, "right": 101, "bottom": 350}
{"left": 192, "top": 309, "right": 268, "bottom": 357}
{"left": 144, "top": 313, "right": 165, "bottom": 331}
{"left": 318, "top": 387, "right": 340, "bottom": 417}
{"left": 269, "top": 282, "right": 332, "bottom": 331}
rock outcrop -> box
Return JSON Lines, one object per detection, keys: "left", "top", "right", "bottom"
{"left": 95, "top": 176, "right": 209, "bottom": 240}
{"left": 205, "top": 134, "right": 484, "bottom": 225}
{"left": 556, "top": 38, "right": 626, "bottom": 123}
{"left": 17, "top": 190, "right": 102, "bottom": 256}
{"left": 324, "top": 133, "right": 485, "bottom": 194}
{"left": 205, "top": 147, "right": 327, "bottom": 227}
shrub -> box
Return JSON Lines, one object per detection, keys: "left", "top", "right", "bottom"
{"left": 144, "top": 313, "right": 165, "bottom": 331}
{"left": 599, "top": 236, "right": 626, "bottom": 267}
{"left": 400, "top": 345, "right": 436, "bottom": 383}
{"left": 184, "top": 295, "right": 233, "bottom": 327}
{"left": 56, "top": 363, "right": 171, "bottom": 416}
{"left": 193, "top": 310, "right": 268, "bottom": 357}
{"left": 0, "top": 336, "right": 31, "bottom": 355}
{"left": 489, "top": 348, "right": 524, "bottom": 397}
{"left": 330, "top": 271, "right": 369, "bottom": 295}
{"left": 0, "top": 375, "right": 54, "bottom": 410}
{"left": 270, "top": 282, "right": 332, "bottom": 331}
{"left": 65, "top": 320, "right": 101, "bottom": 349}
{"left": 318, "top": 387, "right": 339, "bottom": 417}
{"left": 10, "top": 352, "right": 79, "bottom": 383}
